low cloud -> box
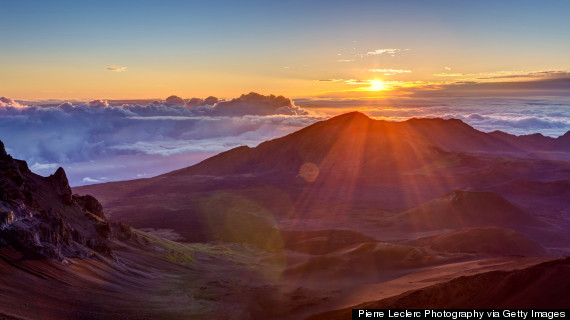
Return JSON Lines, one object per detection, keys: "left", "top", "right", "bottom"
{"left": 29, "top": 162, "right": 60, "bottom": 176}
{"left": 477, "top": 70, "right": 570, "bottom": 80}
{"left": 434, "top": 73, "right": 467, "bottom": 77}
{"left": 364, "top": 48, "right": 405, "bottom": 57}
{"left": 0, "top": 93, "right": 319, "bottom": 185}
{"left": 0, "top": 96, "right": 25, "bottom": 108}
{"left": 368, "top": 69, "right": 411, "bottom": 75}
{"left": 202, "top": 92, "right": 309, "bottom": 116}
{"left": 82, "top": 177, "right": 108, "bottom": 183}
{"left": 361, "top": 97, "right": 570, "bottom": 137}
{"left": 409, "top": 77, "right": 570, "bottom": 97}
{"left": 2, "top": 91, "right": 567, "bottom": 186}
{"left": 105, "top": 65, "right": 127, "bottom": 72}
{"left": 345, "top": 79, "right": 369, "bottom": 85}
{"left": 88, "top": 99, "right": 110, "bottom": 108}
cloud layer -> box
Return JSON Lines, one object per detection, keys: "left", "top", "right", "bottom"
{"left": 359, "top": 97, "right": 570, "bottom": 137}
{"left": 0, "top": 93, "right": 320, "bottom": 185}
{"left": 1, "top": 93, "right": 568, "bottom": 186}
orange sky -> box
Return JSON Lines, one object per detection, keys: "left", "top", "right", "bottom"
{"left": 2, "top": 1, "right": 570, "bottom": 100}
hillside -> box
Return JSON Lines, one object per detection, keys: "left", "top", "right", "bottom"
{"left": 75, "top": 113, "right": 570, "bottom": 246}
{"left": 307, "top": 257, "right": 570, "bottom": 320}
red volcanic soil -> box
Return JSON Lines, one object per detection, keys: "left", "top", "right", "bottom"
{"left": 405, "top": 226, "right": 548, "bottom": 257}
{"left": 308, "top": 257, "right": 570, "bottom": 320}
{"left": 3, "top": 112, "right": 569, "bottom": 319}
{"left": 283, "top": 241, "right": 464, "bottom": 281}
{"left": 393, "top": 190, "right": 542, "bottom": 231}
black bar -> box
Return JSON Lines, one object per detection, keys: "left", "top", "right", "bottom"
{"left": 352, "top": 309, "right": 569, "bottom": 320}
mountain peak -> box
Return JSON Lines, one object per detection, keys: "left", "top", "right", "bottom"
{"left": 329, "top": 111, "right": 371, "bottom": 122}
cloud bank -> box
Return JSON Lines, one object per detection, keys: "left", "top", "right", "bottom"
{"left": 0, "top": 93, "right": 320, "bottom": 185}
{"left": 2, "top": 93, "right": 568, "bottom": 186}
{"left": 358, "top": 97, "right": 570, "bottom": 137}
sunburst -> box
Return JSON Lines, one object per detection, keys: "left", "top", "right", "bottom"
{"left": 368, "top": 80, "right": 385, "bottom": 91}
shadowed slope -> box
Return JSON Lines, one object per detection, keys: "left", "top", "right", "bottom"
{"left": 406, "top": 227, "right": 548, "bottom": 256}
{"left": 307, "top": 257, "right": 570, "bottom": 319}
{"left": 393, "top": 190, "right": 543, "bottom": 231}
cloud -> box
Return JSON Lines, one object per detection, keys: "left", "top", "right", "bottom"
{"left": 0, "top": 97, "right": 15, "bottom": 104}
{"left": 0, "top": 93, "right": 319, "bottom": 185}
{"left": 365, "top": 48, "right": 405, "bottom": 56}
{"left": 202, "top": 92, "right": 310, "bottom": 116}
{"left": 0, "top": 96, "right": 26, "bottom": 108}
{"left": 82, "top": 177, "right": 107, "bottom": 184}
{"left": 29, "top": 162, "right": 60, "bottom": 176}
{"left": 410, "top": 77, "right": 570, "bottom": 97}
{"left": 342, "top": 48, "right": 409, "bottom": 61}
{"left": 451, "top": 113, "right": 570, "bottom": 134}
{"left": 165, "top": 95, "right": 185, "bottom": 106}
{"left": 345, "top": 79, "right": 370, "bottom": 85}
{"left": 297, "top": 95, "right": 569, "bottom": 138}
{"left": 185, "top": 96, "right": 218, "bottom": 107}
{"left": 477, "top": 70, "right": 570, "bottom": 80}
{"left": 317, "top": 79, "right": 343, "bottom": 82}
{"left": 434, "top": 73, "right": 467, "bottom": 77}
{"left": 87, "top": 99, "right": 109, "bottom": 108}
{"left": 368, "top": 69, "right": 411, "bottom": 75}
{"left": 388, "top": 70, "right": 570, "bottom": 99}
{"left": 2, "top": 90, "right": 567, "bottom": 186}
{"left": 444, "top": 67, "right": 452, "bottom": 71}
{"left": 105, "top": 65, "right": 127, "bottom": 72}
{"left": 359, "top": 97, "right": 570, "bottom": 137}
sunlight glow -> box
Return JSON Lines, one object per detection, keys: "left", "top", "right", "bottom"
{"left": 368, "top": 80, "right": 386, "bottom": 91}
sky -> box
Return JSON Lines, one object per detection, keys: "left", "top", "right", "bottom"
{"left": 2, "top": 0, "right": 570, "bottom": 100}
{"left": 1, "top": 1, "right": 570, "bottom": 186}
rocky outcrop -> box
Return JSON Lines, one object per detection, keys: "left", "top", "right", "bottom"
{"left": 0, "top": 140, "right": 126, "bottom": 263}
{"left": 74, "top": 194, "right": 105, "bottom": 219}
{"left": 0, "top": 140, "right": 7, "bottom": 158}
{"left": 50, "top": 167, "right": 73, "bottom": 205}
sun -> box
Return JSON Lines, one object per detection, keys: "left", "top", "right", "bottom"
{"left": 368, "top": 80, "right": 385, "bottom": 91}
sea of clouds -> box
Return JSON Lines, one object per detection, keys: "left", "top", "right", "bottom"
{"left": 0, "top": 93, "right": 323, "bottom": 185}
{"left": 361, "top": 97, "right": 570, "bottom": 137}
{"left": 1, "top": 94, "right": 568, "bottom": 186}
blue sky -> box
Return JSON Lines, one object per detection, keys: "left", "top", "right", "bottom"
{"left": 2, "top": 0, "right": 569, "bottom": 99}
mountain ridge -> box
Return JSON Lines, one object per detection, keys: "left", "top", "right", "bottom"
{"left": 165, "top": 112, "right": 570, "bottom": 178}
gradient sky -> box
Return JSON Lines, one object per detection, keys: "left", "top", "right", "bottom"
{"left": 2, "top": 0, "right": 570, "bottom": 99}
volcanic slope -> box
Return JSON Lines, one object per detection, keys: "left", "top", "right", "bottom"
{"left": 3, "top": 139, "right": 555, "bottom": 320}
{"left": 0, "top": 140, "right": 320, "bottom": 320}
{"left": 307, "top": 257, "right": 570, "bottom": 320}
{"left": 76, "top": 112, "right": 570, "bottom": 246}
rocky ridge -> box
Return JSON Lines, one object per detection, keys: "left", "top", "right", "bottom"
{"left": 0, "top": 140, "right": 132, "bottom": 263}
